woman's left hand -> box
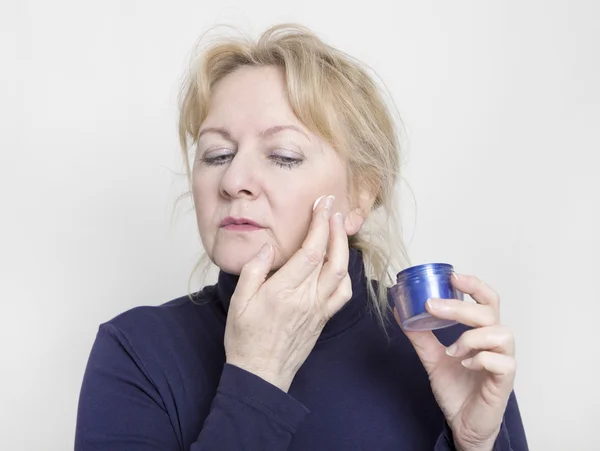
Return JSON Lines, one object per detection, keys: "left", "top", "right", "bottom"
{"left": 395, "top": 273, "right": 516, "bottom": 451}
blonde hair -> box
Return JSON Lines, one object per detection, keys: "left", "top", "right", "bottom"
{"left": 176, "top": 23, "right": 411, "bottom": 329}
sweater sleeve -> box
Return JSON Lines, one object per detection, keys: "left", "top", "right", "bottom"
{"left": 434, "top": 391, "right": 529, "bottom": 450}
{"left": 192, "top": 364, "right": 309, "bottom": 450}
{"left": 75, "top": 324, "right": 309, "bottom": 451}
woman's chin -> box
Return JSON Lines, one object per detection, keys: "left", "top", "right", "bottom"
{"left": 212, "top": 246, "right": 285, "bottom": 275}
{"left": 212, "top": 248, "right": 262, "bottom": 275}
{"left": 212, "top": 258, "right": 246, "bottom": 276}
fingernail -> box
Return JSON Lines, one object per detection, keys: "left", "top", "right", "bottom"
{"left": 333, "top": 212, "right": 343, "bottom": 224}
{"left": 258, "top": 243, "right": 272, "bottom": 260}
{"left": 427, "top": 298, "right": 444, "bottom": 311}
{"left": 446, "top": 344, "right": 457, "bottom": 357}
{"left": 461, "top": 358, "right": 473, "bottom": 368}
{"left": 452, "top": 272, "right": 460, "bottom": 281}
{"left": 323, "top": 195, "right": 335, "bottom": 209}
{"left": 313, "top": 195, "right": 326, "bottom": 211}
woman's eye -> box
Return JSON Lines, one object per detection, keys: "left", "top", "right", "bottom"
{"left": 270, "top": 155, "right": 303, "bottom": 169}
{"left": 198, "top": 150, "right": 303, "bottom": 169}
{"left": 201, "top": 153, "right": 232, "bottom": 166}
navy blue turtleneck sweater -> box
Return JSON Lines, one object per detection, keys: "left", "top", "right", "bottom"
{"left": 75, "top": 249, "right": 528, "bottom": 450}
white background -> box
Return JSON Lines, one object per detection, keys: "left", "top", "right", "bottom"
{"left": 2, "top": 1, "right": 599, "bottom": 450}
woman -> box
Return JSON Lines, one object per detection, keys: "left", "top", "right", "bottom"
{"left": 75, "top": 23, "right": 528, "bottom": 450}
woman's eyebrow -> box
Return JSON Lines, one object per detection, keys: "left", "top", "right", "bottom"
{"left": 259, "top": 125, "right": 310, "bottom": 141}
{"left": 197, "top": 127, "right": 234, "bottom": 141}
{"left": 197, "top": 125, "right": 310, "bottom": 141}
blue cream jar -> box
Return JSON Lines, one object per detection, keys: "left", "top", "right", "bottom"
{"left": 390, "top": 263, "right": 464, "bottom": 331}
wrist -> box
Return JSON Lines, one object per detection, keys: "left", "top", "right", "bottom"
{"left": 454, "top": 432, "right": 499, "bottom": 451}
{"left": 453, "top": 425, "right": 500, "bottom": 451}
{"left": 226, "top": 359, "right": 294, "bottom": 392}
{"left": 454, "top": 443, "right": 494, "bottom": 451}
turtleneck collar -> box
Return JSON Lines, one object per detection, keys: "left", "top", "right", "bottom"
{"left": 216, "top": 247, "right": 368, "bottom": 341}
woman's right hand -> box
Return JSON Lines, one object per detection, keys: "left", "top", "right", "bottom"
{"left": 224, "top": 195, "right": 352, "bottom": 392}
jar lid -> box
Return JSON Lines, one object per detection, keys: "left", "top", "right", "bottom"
{"left": 396, "top": 262, "right": 454, "bottom": 283}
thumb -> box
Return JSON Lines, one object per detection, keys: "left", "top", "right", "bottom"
{"left": 232, "top": 243, "right": 274, "bottom": 306}
{"left": 394, "top": 308, "right": 445, "bottom": 371}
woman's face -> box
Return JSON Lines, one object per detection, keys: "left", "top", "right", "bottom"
{"left": 192, "top": 65, "right": 364, "bottom": 274}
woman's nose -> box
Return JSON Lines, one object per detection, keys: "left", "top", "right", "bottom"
{"left": 219, "top": 150, "right": 261, "bottom": 200}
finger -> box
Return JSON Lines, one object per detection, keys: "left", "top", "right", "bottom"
{"left": 451, "top": 273, "right": 500, "bottom": 309}
{"left": 322, "top": 272, "right": 352, "bottom": 319}
{"left": 395, "top": 308, "right": 446, "bottom": 368}
{"left": 445, "top": 325, "right": 515, "bottom": 359}
{"left": 275, "top": 195, "right": 335, "bottom": 288}
{"left": 318, "top": 212, "right": 350, "bottom": 301}
{"left": 461, "top": 351, "right": 517, "bottom": 378}
{"left": 232, "top": 243, "right": 275, "bottom": 308}
{"left": 426, "top": 298, "right": 498, "bottom": 328}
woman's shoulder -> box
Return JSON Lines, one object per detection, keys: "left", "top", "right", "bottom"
{"left": 96, "top": 284, "right": 224, "bottom": 355}
{"left": 111, "top": 284, "right": 217, "bottom": 321}
{"left": 80, "top": 285, "right": 227, "bottom": 423}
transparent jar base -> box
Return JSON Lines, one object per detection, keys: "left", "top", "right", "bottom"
{"left": 401, "top": 312, "right": 458, "bottom": 332}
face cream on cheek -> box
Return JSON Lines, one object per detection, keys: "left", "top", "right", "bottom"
{"left": 313, "top": 195, "right": 327, "bottom": 211}
{"left": 390, "top": 263, "right": 464, "bottom": 331}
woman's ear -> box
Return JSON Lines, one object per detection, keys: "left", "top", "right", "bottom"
{"left": 344, "top": 186, "right": 376, "bottom": 236}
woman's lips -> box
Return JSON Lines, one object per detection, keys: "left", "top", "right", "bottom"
{"left": 222, "top": 224, "right": 264, "bottom": 232}
{"left": 220, "top": 216, "right": 264, "bottom": 231}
